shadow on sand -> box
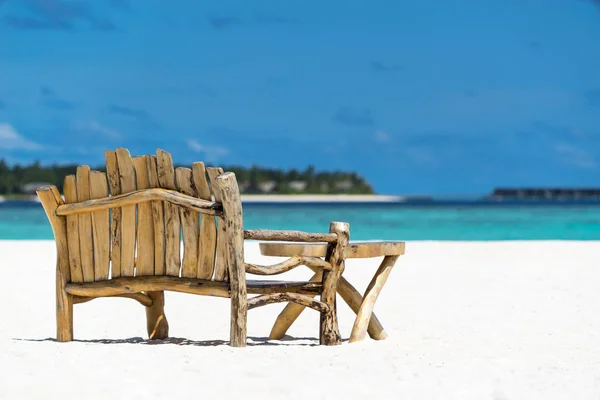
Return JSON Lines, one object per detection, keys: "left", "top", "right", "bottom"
{"left": 13, "top": 335, "right": 323, "bottom": 347}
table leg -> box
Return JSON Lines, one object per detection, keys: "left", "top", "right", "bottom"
{"left": 349, "top": 255, "right": 399, "bottom": 343}
{"left": 269, "top": 269, "right": 324, "bottom": 340}
{"left": 337, "top": 276, "right": 388, "bottom": 341}
{"left": 269, "top": 265, "right": 388, "bottom": 341}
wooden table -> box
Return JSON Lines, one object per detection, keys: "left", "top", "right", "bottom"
{"left": 259, "top": 241, "right": 406, "bottom": 343}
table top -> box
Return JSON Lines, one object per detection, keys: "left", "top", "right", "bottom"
{"left": 259, "top": 241, "right": 405, "bottom": 259}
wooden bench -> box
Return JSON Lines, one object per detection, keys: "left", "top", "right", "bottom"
{"left": 38, "top": 148, "right": 351, "bottom": 347}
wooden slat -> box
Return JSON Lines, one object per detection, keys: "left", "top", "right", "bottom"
{"left": 63, "top": 175, "right": 84, "bottom": 283}
{"left": 207, "top": 167, "right": 228, "bottom": 282}
{"left": 89, "top": 171, "right": 110, "bottom": 281}
{"left": 175, "top": 167, "right": 199, "bottom": 278}
{"left": 105, "top": 150, "right": 121, "bottom": 278}
{"left": 147, "top": 155, "right": 165, "bottom": 275}
{"left": 76, "top": 165, "right": 95, "bottom": 282}
{"left": 193, "top": 162, "right": 216, "bottom": 279}
{"left": 116, "top": 148, "right": 136, "bottom": 277}
{"left": 156, "top": 149, "right": 181, "bottom": 276}
{"left": 133, "top": 156, "right": 155, "bottom": 276}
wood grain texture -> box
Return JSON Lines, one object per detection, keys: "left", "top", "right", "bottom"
{"left": 73, "top": 293, "right": 153, "bottom": 307}
{"left": 268, "top": 267, "right": 388, "bottom": 341}
{"left": 207, "top": 167, "right": 228, "bottom": 282}
{"left": 175, "top": 167, "right": 199, "bottom": 278}
{"left": 116, "top": 148, "right": 136, "bottom": 277}
{"left": 56, "top": 189, "right": 222, "bottom": 217}
{"left": 89, "top": 171, "right": 110, "bottom": 281}
{"left": 76, "top": 165, "right": 95, "bottom": 283}
{"left": 244, "top": 256, "right": 331, "bottom": 275}
{"left": 145, "top": 291, "right": 169, "bottom": 339}
{"left": 37, "top": 186, "right": 73, "bottom": 342}
{"left": 320, "top": 221, "right": 349, "bottom": 346}
{"left": 268, "top": 269, "right": 324, "bottom": 340}
{"left": 245, "top": 229, "right": 338, "bottom": 243}
{"left": 259, "top": 241, "right": 405, "bottom": 258}
{"left": 214, "top": 172, "right": 247, "bottom": 347}
{"left": 63, "top": 175, "right": 83, "bottom": 283}
{"left": 192, "top": 162, "right": 216, "bottom": 279}
{"left": 156, "top": 149, "right": 181, "bottom": 277}
{"left": 64, "top": 276, "right": 322, "bottom": 302}
{"left": 349, "top": 255, "right": 399, "bottom": 343}
{"left": 133, "top": 156, "right": 155, "bottom": 276}
{"left": 248, "top": 293, "right": 330, "bottom": 313}
{"left": 66, "top": 276, "right": 230, "bottom": 298}
{"left": 147, "top": 155, "right": 165, "bottom": 275}
{"left": 104, "top": 150, "right": 121, "bottom": 278}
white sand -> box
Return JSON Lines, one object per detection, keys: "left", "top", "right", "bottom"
{"left": 2, "top": 241, "right": 600, "bottom": 399}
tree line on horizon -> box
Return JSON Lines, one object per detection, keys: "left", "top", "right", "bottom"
{"left": 0, "top": 159, "right": 374, "bottom": 195}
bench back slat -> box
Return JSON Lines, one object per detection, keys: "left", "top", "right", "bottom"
{"left": 193, "top": 162, "right": 217, "bottom": 280}
{"left": 52, "top": 148, "right": 242, "bottom": 286}
{"left": 89, "top": 171, "right": 110, "bottom": 281}
{"left": 147, "top": 155, "right": 166, "bottom": 275}
{"left": 206, "top": 167, "right": 229, "bottom": 282}
{"left": 115, "top": 149, "right": 137, "bottom": 277}
{"left": 133, "top": 156, "right": 155, "bottom": 276}
{"left": 156, "top": 149, "right": 181, "bottom": 277}
{"left": 175, "top": 167, "right": 200, "bottom": 278}
{"left": 76, "top": 165, "right": 95, "bottom": 282}
{"left": 63, "top": 175, "right": 84, "bottom": 283}
{"left": 104, "top": 150, "right": 122, "bottom": 278}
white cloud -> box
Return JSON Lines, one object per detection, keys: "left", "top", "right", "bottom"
{"left": 554, "top": 143, "right": 597, "bottom": 169}
{"left": 72, "top": 120, "right": 121, "bottom": 139}
{"left": 0, "top": 123, "right": 42, "bottom": 150}
{"left": 186, "top": 139, "right": 229, "bottom": 162}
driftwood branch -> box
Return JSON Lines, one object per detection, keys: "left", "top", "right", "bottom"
{"left": 72, "top": 293, "right": 154, "bottom": 307}
{"left": 248, "top": 293, "right": 331, "bottom": 313}
{"left": 349, "top": 255, "right": 399, "bottom": 343}
{"left": 66, "top": 276, "right": 322, "bottom": 298}
{"left": 55, "top": 188, "right": 223, "bottom": 217}
{"left": 269, "top": 265, "right": 388, "bottom": 341}
{"left": 66, "top": 276, "right": 231, "bottom": 298}
{"left": 245, "top": 256, "right": 331, "bottom": 275}
{"left": 244, "top": 229, "right": 337, "bottom": 243}
{"left": 320, "top": 221, "right": 349, "bottom": 346}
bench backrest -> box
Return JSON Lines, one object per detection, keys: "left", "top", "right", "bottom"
{"left": 53, "top": 148, "right": 242, "bottom": 284}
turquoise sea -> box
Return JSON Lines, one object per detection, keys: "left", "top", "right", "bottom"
{"left": 3, "top": 200, "right": 600, "bottom": 240}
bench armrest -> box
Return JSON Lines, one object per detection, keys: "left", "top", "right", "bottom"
{"left": 243, "top": 229, "right": 338, "bottom": 243}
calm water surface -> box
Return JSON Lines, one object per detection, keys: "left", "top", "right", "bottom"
{"left": 3, "top": 201, "right": 600, "bottom": 240}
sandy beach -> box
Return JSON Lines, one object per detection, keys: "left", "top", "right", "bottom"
{"left": 2, "top": 240, "right": 600, "bottom": 399}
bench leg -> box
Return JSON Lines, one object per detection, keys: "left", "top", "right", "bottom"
{"left": 320, "top": 222, "right": 349, "bottom": 346}
{"left": 145, "top": 291, "right": 169, "bottom": 340}
{"left": 56, "top": 271, "right": 73, "bottom": 342}
{"left": 349, "top": 255, "right": 398, "bottom": 343}
{"left": 269, "top": 270, "right": 324, "bottom": 340}
{"left": 229, "top": 294, "right": 247, "bottom": 347}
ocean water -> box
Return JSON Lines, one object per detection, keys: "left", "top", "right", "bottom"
{"left": 3, "top": 201, "right": 600, "bottom": 241}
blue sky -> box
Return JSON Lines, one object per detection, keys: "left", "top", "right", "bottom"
{"left": 0, "top": 0, "right": 599, "bottom": 194}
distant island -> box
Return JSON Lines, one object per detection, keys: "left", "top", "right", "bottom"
{"left": 0, "top": 159, "right": 375, "bottom": 198}
{"left": 487, "top": 187, "right": 600, "bottom": 201}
